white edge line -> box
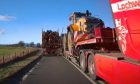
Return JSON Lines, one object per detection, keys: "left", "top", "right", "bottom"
{"left": 63, "top": 56, "right": 96, "bottom": 84}
{"left": 21, "top": 62, "right": 40, "bottom": 81}
{"left": 21, "top": 51, "right": 42, "bottom": 82}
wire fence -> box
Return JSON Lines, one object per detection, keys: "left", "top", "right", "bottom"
{"left": 0, "top": 48, "right": 38, "bottom": 66}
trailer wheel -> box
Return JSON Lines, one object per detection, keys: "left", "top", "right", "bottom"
{"left": 88, "top": 54, "right": 96, "bottom": 80}
{"left": 80, "top": 51, "right": 87, "bottom": 73}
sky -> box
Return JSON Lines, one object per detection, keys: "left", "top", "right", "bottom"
{"left": 0, "top": 0, "right": 114, "bottom": 44}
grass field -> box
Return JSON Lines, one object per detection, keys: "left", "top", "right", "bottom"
{"left": 0, "top": 46, "right": 31, "bottom": 57}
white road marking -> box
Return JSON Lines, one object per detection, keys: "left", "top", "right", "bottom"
{"left": 22, "top": 74, "right": 28, "bottom": 81}
{"left": 63, "top": 56, "right": 96, "bottom": 84}
{"left": 21, "top": 62, "right": 40, "bottom": 81}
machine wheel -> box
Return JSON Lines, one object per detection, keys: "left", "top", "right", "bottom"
{"left": 67, "top": 31, "right": 73, "bottom": 53}
{"left": 88, "top": 54, "right": 97, "bottom": 80}
{"left": 80, "top": 51, "right": 87, "bottom": 73}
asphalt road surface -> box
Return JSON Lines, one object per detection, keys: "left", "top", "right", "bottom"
{"left": 21, "top": 56, "right": 93, "bottom": 84}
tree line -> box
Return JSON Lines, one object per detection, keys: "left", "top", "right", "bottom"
{"left": 16, "top": 41, "right": 41, "bottom": 48}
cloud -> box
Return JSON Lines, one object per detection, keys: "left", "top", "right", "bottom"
{"left": 0, "top": 15, "right": 16, "bottom": 21}
{"left": 0, "top": 29, "right": 5, "bottom": 35}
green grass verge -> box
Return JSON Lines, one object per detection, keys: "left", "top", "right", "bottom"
{"left": 0, "top": 51, "right": 40, "bottom": 80}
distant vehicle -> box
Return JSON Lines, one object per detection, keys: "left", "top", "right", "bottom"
{"left": 42, "top": 30, "right": 61, "bottom": 56}
{"left": 63, "top": 0, "right": 140, "bottom": 84}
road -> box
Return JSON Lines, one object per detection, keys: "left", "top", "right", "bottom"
{"left": 21, "top": 56, "right": 94, "bottom": 84}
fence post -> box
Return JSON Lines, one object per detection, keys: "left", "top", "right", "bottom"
{"left": 23, "top": 51, "right": 24, "bottom": 56}
{"left": 3, "top": 56, "right": 4, "bottom": 64}
{"left": 15, "top": 52, "right": 16, "bottom": 59}
{"left": 21, "top": 52, "right": 22, "bottom": 57}
{"left": 9, "top": 55, "right": 10, "bottom": 62}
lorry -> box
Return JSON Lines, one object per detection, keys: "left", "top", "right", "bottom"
{"left": 63, "top": 0, "right": 140, "bottom": 84}
{"left": 42, "top": 30, "right": 61, "bottom": 55}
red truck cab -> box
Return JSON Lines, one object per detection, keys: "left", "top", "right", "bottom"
{"left": 94, "top": 0, "right": 140, "bottom": 84}
{"left": 110, "top": 0, "right": 140, "bottom": 60}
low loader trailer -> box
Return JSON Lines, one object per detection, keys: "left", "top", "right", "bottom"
{"left": 63, "top": 0, "right": 140, "bottom": 84}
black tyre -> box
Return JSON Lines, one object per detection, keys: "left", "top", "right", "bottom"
{"left": 67, "top": 27, "right": 74, "bottom": 54}
{"left": 80, "top": 51, "right": 87, "bottom": 73}
{"left": 88, "top": 54, "right": 97, "bottom": 80}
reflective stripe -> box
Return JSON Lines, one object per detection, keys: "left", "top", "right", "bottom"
{"left": 74, "top": 31, "right": 78, "bottom": 42}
